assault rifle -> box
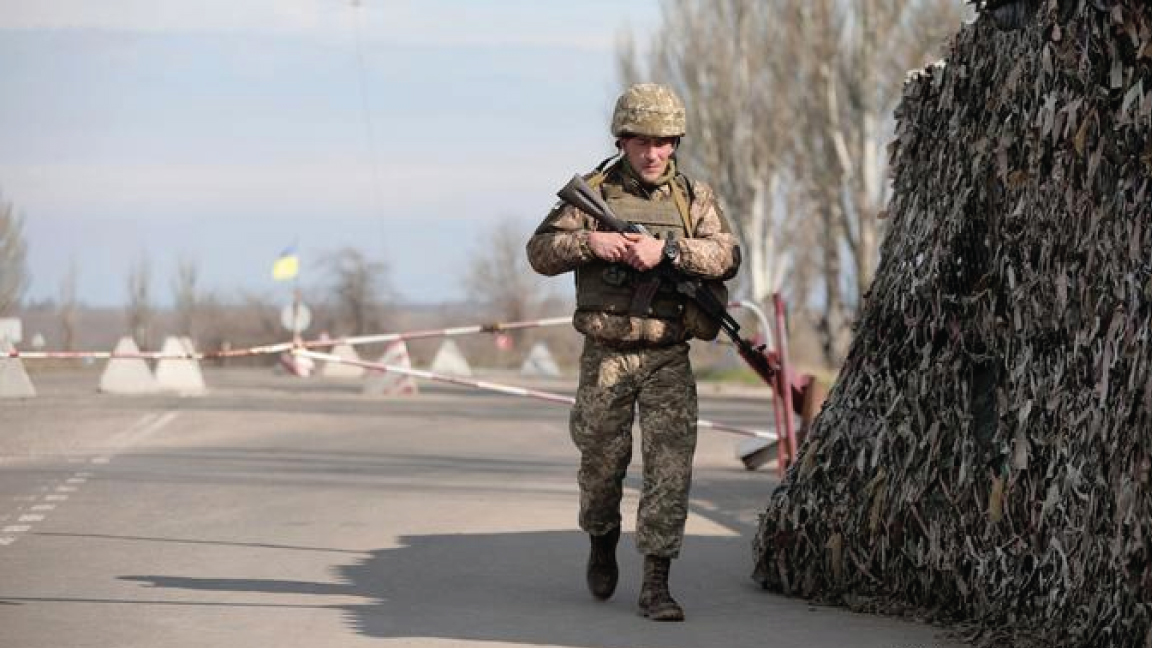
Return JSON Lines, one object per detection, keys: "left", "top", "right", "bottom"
{"left": 557, "top": 174, "right": 779, "bottom": 386}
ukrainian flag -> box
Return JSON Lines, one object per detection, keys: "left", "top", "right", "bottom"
{"left": 272, "top": 247, "right": 299, "bottom": 281}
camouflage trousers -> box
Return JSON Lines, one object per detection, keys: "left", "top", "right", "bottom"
{"left": 570, "top": 338, "right": 698, "bottom": 558}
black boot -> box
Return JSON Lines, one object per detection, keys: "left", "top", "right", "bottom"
{"left": 638, "top": 555, "right": 684, "bottom": 621}
{"left": 586, "top": 527, "right": 620, "bottom": 600}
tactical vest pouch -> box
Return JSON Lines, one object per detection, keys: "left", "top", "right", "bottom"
{"left": 576, "top": 263, "right": 686, "bottom": 320}
{"left": 683, "top": 280, "right": 727, "bottom": 341}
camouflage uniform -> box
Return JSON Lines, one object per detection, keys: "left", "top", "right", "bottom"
{"left": 526, "top": 157, "right": 740, "bottom": 558}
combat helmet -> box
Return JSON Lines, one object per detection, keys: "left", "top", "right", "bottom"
{"left": 611, "top": 83, "right": 686, "bottom": 138}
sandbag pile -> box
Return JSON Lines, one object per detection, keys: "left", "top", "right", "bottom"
{"left": 752, "top": 2, "right": 1152, "bottom": 647}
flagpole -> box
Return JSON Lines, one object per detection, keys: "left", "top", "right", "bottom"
{"left": 289, "top": 242, "right": 301, "bottom": 346}
{"left": 292, "top": 281, "right": 302, "bottom": 347}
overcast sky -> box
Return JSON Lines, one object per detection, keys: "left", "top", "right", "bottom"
{"left": 0, "top": 0, "right": 660, "bottom": 308}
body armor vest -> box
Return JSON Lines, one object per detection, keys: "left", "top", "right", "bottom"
{"left": 575, "top": 178, "right": 690, "bottom": 321}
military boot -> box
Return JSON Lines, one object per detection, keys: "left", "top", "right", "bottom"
{"left": 638, "top": 555, "right": 684, "bottom": 621}
{"left": 586, "top": 527, "right": 620, "bottom": 600}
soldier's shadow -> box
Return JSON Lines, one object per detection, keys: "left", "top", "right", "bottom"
{"left": 336, "top": 530, "right": 757, "bottom": 646}
{"left": 124, "top": 530, "right": 768, "bottom": 648}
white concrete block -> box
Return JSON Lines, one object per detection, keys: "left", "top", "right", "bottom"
{"left": 0, "top": 339, "right": 35, "bottom": 399}
{"left": 99, "top": 337, "right": 161, "bottom": 395}
{"left": 519, "top": 342, "right": 561, "bottom": 378}
{"left": 155, "top": 336, "right": 206, "bottom": 395}
{"left": 321, "top": 343, "right": 366, "bottom": 378}
{"left": 428, "top": 339, "right": 472, "bottom": 377}
{"left": 363, "top": 341, "right": 419, "bottom": 396}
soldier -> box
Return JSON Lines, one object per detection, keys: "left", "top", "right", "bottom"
{"left": 526, "top": 83, "right": 741, "bottom": 621}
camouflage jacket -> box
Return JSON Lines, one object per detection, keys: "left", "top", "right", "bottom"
{"left": 527, "top": 165, "right": 741, "bottom": 346}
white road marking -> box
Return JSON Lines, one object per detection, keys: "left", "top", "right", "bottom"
{"left": 1, "top": 411, "right": 178, "bottom": 551}
{"left": 139, "top": 411, "right": 179, "bottom": 440}
{"left": 86, "top": 411, "right": 179, "bottom": 466}
{"left": 106, "top": 411, "right": 179, "bottom": 451}
{"left": 104, "top": 412, "right": 160, "bottom": 448}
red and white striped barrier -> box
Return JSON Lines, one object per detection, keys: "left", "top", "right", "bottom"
{"left": 296, "top": 349, "right": 777, "bottom": 442}
{"left": 6, "top": 310, "right": 775, "bottom": 364}
{"left": 5, "top": 311, "right": 785, "bottom": 468}
{"left": 4, "top": 316, "right": 577, "bottom": 362}
{"left": 297, "top": 316, "right": 575, "bottom": 351}
{"left": 8, "top": 340, "right": 296, "bottom": 361}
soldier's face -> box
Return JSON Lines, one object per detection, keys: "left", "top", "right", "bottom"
{"left": 620, "top": 136, "right": 677, "bottom": 183}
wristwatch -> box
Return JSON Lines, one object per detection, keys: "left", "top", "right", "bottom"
{"left": 663, "top": 238, "right": 680, "bottom": 265}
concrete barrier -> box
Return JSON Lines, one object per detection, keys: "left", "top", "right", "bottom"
{"left": 155, "top": 336, "right": 206, "bottom": 395}
{"left": 99, "top": 337, "right": 161, "bottom": 395}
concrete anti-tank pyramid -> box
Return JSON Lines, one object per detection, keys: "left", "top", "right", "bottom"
{"left": 428, "top": 339, "right": 472, "bottom": 377}
{"left": 99, "top": 337, "right": 161, "bottom": 394}
{"left": 0, "top": 339, "right": 36, "bottom": 398}
{"left": 363, "top": 340, "right": 419, "bottom": 396}
{"left": 519, "top": 342, "right": 561, "bottom": 378}
{"left": 155, "top": 336, "right": 206, "bottom": 395}
{"left": 321, "top": 343, "right": 366, "bottom": 378}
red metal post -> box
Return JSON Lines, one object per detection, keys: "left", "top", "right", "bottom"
{"left": 772, "top": 293, "right": 798, "bottom": 471}
{"left": 771, "top": 370, "right": 787, "bottom": 478}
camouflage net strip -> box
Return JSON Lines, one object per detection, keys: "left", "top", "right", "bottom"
{"left": 753, "top": 2, "right": 1152, "bottom": 647}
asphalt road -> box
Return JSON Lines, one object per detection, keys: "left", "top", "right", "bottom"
{"left": 0, "top": 367, "right": 964, "bottom": 648}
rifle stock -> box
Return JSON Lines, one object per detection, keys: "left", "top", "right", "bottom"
{"left": 557, "top": 175, "right": 641, "bottom": 234}
{"left": 556, "top": 174, "right": 779, "bottom": 385}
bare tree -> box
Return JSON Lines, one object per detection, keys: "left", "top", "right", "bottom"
{"left": 238, "top": 290, "right": 284, "bottom": 342}
{"left": 59, "top": 259, "right": 79, "bottom": 352}
{"left": 466, "top": 218, "right": 551, "bottom": 324}
{"left": 322, "top": 247, "right": 391, "bottom": 336}
{"left": 782, "top": 0, "right": 963, "bottom": 362}
{"left": 620, "top": 0, "right": 795, "bottom": 306}
{"left": 0, "top": 193, "right": 29, "bottom": 315}
{"left": 172, "top": 256, "right": 200, "bottom": 339}
{"left": 619, "top": 0, "right": 964, "bottom": 365}
{"left": 467, "top": 218, "right": 557, "bottom": 365}
{"left": 126, "top": 254, "right": 154, "bottom": 349}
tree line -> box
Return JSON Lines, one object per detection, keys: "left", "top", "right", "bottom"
{"left": 619, "top": 0, "right": 966, "bottom": 365}
{"left": 0, "top": 193, "right": 554, "bottom": 359}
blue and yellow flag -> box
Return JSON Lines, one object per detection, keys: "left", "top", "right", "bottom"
{"left": 272, "top": 247, "right": 299, "bottom": 281}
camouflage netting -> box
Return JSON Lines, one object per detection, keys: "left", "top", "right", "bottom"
{"left": 752, "top": 2, "right": 1152, "bottom": 647}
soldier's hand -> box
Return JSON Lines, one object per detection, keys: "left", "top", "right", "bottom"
{"left": 621, "top": 233, "right": 664, "bottom": 271}
{"left": 588, "top": 232, "right": 630, "bottom": 262}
